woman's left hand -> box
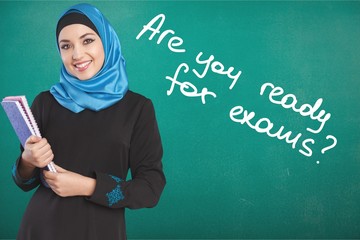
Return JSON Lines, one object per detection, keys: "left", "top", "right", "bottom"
{"left": 43, "top": 164, "right": 96, "bottom": 197}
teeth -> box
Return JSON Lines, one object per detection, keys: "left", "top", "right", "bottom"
{"left": 75, "top": 61, "right": 91, "bottom": 68}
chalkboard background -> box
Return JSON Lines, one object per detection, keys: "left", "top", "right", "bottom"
{"left": 1, "top": 1, "right": 359, "bottom": 239}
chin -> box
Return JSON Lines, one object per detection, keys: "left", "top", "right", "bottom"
{"left": 75, "top": 72, "right": 96, "bottom": 81}
{"left": 67, "top": 67, "right": 97, "bottom": 81}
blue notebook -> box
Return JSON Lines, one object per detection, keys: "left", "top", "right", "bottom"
{"left": 2, "top": 96, "right": 56, "bottom": 172}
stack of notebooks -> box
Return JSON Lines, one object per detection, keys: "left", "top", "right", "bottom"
{"left": 2, "top": 96, "right": 56, "bottom": 172}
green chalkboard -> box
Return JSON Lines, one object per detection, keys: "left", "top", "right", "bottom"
{"left": 1, "top": 1, "right": 359, "bottom": 239}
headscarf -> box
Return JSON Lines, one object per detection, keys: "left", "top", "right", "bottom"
{"left": 56, "top": 12, "right": 99, "bottom": 40}
{"left": 50, "top": 3, "right": 129, "bottom": 113}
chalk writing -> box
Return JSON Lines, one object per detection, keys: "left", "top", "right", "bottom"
{"left": 230, "top": 83, "right": 337, "bottom": 159}
{"left": 321, "top": 135, "right": 337, "bottom": 154}
{"left": 193, "top": 52, "right": 241, "bottom": 90}
{"left": 136, "top": 14, "right": 185, "bottom": 53}
{"left": 136, "top": 13, "right": 337, "bottom": 164}
{"left": 165, "top": 63, "right": 216, "bottom": 104}
{"left": 136, "top": 13, "right": 241, "bottom": 104}
{"left": 229, "top": 105, "right": 314, "bottom": 157}
{"left": 260, "top": 83, "right": 331, "bottom": 134}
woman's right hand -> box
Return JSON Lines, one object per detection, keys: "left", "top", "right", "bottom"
{"left": 19, "top": 136, "right": 54, "bottom": 178}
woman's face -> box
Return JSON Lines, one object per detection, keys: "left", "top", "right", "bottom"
{"left": 58, "top": 24, "right": 105, "bottom": 81}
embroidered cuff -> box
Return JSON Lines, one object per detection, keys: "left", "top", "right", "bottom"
{"left": 12, "top": 157, "right": 40, "bottom": 191}
{"left": 12, "top": 164, "right": 36, "bottom": 185}
{"left": 87, "top": 172, "right": 125, "bottom": 208}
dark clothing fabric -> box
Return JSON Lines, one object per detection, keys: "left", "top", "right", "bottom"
{"left": 12, "top": 91, "right": 165, "bottom": 240}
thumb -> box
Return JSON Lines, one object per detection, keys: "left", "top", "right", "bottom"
{"left": 53, "top": 164, "right": 67, "bottom": 173}
{"left": 26, "top": 135, "right": 42, "bottom": 144}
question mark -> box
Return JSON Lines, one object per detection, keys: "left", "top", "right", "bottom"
{"left": 321, "top": 135, "right": 337, "bottom": 154}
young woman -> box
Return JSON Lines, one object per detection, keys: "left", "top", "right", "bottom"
{"left": 12, "top": 3, "right": 165, "bottom": 239}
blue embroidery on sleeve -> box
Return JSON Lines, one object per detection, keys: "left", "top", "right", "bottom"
{"left": 106, "top": 175, "right": 124, "bottom": 207}
{"left": 110, "top": 175, "right": 122, "bottom": 183}
{"left": 24, "top": 177, "right": 36, "bottom": 185}
{"left": 11, "top": 164, "right": 17, "bottom": 178}
{"left": 12, "top": 164, "right": 36, "bottom": 185}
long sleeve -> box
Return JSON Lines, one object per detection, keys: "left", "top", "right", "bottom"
{"left": 12, "top": 156, "right": 41, "bottom": 191}
{"left": 12, "top": 94, "right": 44, "bottom": 191}
{"left": 87, "top": 99, "right": 166, "bottom": 209}
{"left": 14, "top": 91, "right": 164, "bottom": 239}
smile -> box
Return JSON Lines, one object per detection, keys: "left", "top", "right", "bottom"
{"left": 74, "top": 60, "right": 92, "bottom": 72}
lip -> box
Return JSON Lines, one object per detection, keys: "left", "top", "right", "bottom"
{"left": 73, "top": 60, "right": 92, "bottom": 72}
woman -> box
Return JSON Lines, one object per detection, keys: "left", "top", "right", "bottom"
{"left": 12, "top": 3, "right": 165, "bottom": 240}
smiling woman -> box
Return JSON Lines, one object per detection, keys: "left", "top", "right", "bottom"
{"left": 10, "top": 3, "right": 166, "bottom": 240}
{"left": 58, "top": 24, "right": 105, "bottom": 80}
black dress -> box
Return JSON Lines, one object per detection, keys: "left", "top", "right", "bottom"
{"left": 12, "top": 91, "right": 166, "bottom": 240}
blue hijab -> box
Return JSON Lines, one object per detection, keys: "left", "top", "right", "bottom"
{"left": 50, "top": 3, "right": 128, "bottom": 113}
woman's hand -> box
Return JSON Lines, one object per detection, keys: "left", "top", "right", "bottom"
{"left": 43, "top": 164, "right": 96, "bottom": 197}
{"left": 19, "top": 136, "right": 54, "bottom": 179}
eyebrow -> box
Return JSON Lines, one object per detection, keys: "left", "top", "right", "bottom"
{"left": 59, "top": 33, "right": 96, "bottom": 44}
{"left": 80, "top": 33, "right": 96, "bottom": 39}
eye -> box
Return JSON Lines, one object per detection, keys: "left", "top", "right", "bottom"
{"left": 60, "top": 44, "right": 71, "bottom": 50}
{"left": 84, "top": 38, "right": 95, "bottom": 45}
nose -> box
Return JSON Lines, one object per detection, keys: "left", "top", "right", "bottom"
{"left": 72, "top": 46, "right": 84, "bottom": 60}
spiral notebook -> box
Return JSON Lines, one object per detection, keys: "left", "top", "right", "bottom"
{"left": 1, "top": 96, "right": 56, "bottom": 172}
